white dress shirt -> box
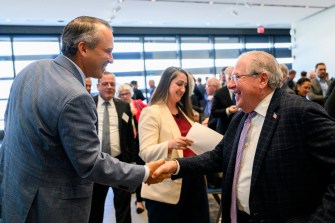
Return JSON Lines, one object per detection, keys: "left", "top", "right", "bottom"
{"left": 97, "top": 96, "right": 121, "bottom": 157}
{"left": 237, "top": 91, "right": 274, "bottom": 214}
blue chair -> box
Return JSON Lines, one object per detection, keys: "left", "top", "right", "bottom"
{"left": 207, "top": 179, "right": 222, "bottom": 223}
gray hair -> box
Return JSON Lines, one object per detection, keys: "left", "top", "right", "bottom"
{"left": 241, "top": 51, "right": 282, "bottom": 89}
{"left": 61, "top": 16, "right": 112, "bottom": 57}
{"left": 116, "top": 83, "right": 134, "bottom": 98}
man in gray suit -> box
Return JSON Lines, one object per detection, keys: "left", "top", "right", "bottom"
{"left": 308, "top": 62, "right": 331, "bottom": 106}
{"left": 0, "top": 16, "right": 166, "bottom": 223}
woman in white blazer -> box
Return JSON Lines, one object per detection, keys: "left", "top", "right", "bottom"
{"left": 139, "top": 67, "right": 210, "bottom": 223}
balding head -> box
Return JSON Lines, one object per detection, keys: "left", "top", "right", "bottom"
{"left": 206, "top": 77, "right": 220, "bottom": 96}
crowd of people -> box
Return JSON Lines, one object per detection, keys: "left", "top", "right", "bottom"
{"left": 1, "top": 15, "right": 335, "bottom": 223}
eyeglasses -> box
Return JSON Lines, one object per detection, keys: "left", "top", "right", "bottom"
{"left": 119, "top": 92, "right": 131, "bottom": 97}
{"left": 231, "top": 72, "right": 260, "bottom": 84}
{"left": 99, "top": 82, "right": 115, "bottom": 87}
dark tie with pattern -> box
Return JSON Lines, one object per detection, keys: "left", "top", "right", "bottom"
{"left": 101, "top": 101, "right": 111, "bottom": 155}
{"left": 230, "top": 111, "right": 256, "bottom": 223}
{"left": 231, "top": 93, "right": 236, "bottom": 105}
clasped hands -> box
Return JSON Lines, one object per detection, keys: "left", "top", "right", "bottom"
{"left": 145, "top": 137, "right": 193, "bottom": 185}
{"left": 145, "top": 159, "right": 180, "bottom": 185}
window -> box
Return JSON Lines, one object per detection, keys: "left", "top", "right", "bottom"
{"left": 0, "top": 31, "right": 291, "bottom": 130}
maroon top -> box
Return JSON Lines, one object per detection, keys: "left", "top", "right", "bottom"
{"left": 173, "top": 113, "right": 196, "bottom": 157}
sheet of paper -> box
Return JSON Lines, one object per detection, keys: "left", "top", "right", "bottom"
{"left": 186, "top": 122, "right": 223, "bottom": 155}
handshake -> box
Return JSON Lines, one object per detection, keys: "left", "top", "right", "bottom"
{"left": 144, "top": 159, "right": 179, "bottom": 185}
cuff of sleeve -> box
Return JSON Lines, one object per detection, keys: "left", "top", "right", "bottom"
{"left": 172, "top": 159, "right": 180, "bottom": 175}
{"left": 143, "top": 165, "right": 150, "bottom": 182}
{"left": 226, "top": 107, "right": 230, "bottom": 116}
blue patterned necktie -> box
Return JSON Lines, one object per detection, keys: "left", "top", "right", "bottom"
{"left": 230, "top": 111, "right": 256, "bottom": 223}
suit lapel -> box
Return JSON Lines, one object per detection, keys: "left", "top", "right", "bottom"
{"left": 250, "top": 89, "right": 282, "bottom": 193}
{"left": 159, "top": 104, "right": 184, "bottom": 158}
{"left": 113, "top": 98, "right": 124, "bottom": 128}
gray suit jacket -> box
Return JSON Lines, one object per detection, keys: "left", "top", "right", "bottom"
{"left": 308, "top": 78, "right": 331, "bottom": 106}
{"left": 175, "top": 89, "right": 335, "bottom": 222}
{"left": 0, "top": 55, "right": 145, "bottom": 223}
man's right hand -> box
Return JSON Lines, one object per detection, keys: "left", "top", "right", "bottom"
{"left": 145, "top": 159, "right": 171, "bottom": 185}
{"left": 152, "top": 160, "right": 178, "bottom": 179}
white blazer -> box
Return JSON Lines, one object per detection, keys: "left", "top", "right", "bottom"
{"left": 139, "top": 103, "right": 194, "bottom": 204}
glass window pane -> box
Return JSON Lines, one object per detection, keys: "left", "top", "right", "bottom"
{"left": 181, "top": 37, "right": 213, "bottom": 76}
{"left": 0, "top": 80, "right": 13, "bottom": 99}
{"left": 144, "top": 37, "right": 179, "bottom": 98}
{"left": 109, "top": 36, "right": 146, "bottom": 99}
{"left": 214, "top": 36, "right": 241, "bottom": 74}
{"left": 13, "top": 36, "right": 60, "bottom": 55}
{"left": 0, "top": 100, "right": 8, "bottom": 130}
{"left": 0, "top": 36, "right": 14, "bottom": 78}
{"left": 0, "top": 36, "right": 12, "bottom": 56}
{"left": 0, "top": 61, "right": 14, "bottom": 78}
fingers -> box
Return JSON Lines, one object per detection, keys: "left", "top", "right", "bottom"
{"left": 152, "top": 160, "right": 178, "bottom": 178}
{"left": 146, "top": 173, "right": 171, "bottom": 185}
{"left": 174, "top": 137, "right": 193, "bottom": 150}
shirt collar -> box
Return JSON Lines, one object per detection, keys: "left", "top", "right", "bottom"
{"left": 254, "top": 90, "right": 275, "bottom": 117}
{"left": 98, "top": 95, "right": 114, "bottom": 106}
{"left": 63, "top": 56, "right": 86, "bottom": 87}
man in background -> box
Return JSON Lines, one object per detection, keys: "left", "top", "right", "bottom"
{"left": 147, "top": 79, "right": 156, "bottom": 103}
{"left": 0, "top": 16, "right": 165, "bottom": 223}
{"left": 285, "top": 69, "right": 296, "bottom": 90}
{"left": 89, "top": 72, "right": 136, "bottom": 223}
{"left": 279, "top": 64, "right": 295, "bottom": 94}
{"left": 202, "top": 77, "right": 220, "bottom": 129}
{"left": 220, "top": 67, "right": 227, "bottom": 87}
{"left": 86, "top": 77, "right": 92, "bottom": 93}
{"left": 130, "top": 80, "right": 146, "bottom": 101}
{"left": 210, "top": 66, "right": 238, "bottom": 135}
{"left": 308, "top": 62, "right": 331, "bottom": 106}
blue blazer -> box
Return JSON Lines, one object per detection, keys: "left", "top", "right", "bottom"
{"left": 0, "top": 55, "right": 145, "bottom": 223}
{"left": 176, "top": 89, "right": 335, "bottom": 222}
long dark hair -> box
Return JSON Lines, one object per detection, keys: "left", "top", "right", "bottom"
{"left": 150, "top": 66, "right": 194, "bottom": 120}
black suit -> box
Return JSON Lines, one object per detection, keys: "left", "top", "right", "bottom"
{"left": 175, "top": 89, "right": 335, "bottom": 222}
{"left": 210, "top": 86, "right": 235, "bottom": 135}
{"left": 89, "top": 96, "right": 136, "bottom": 223}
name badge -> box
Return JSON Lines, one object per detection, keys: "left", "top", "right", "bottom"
{"left": 122, "top": 113, "right": 129, "bottom": 123}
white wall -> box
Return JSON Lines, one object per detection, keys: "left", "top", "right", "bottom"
{"left": 291, "top": 6, "right": 335, "bottom": 79}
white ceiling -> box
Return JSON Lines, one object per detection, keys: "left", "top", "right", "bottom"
{"left": 1, "top": 0, "right": 335, "bottom": 29}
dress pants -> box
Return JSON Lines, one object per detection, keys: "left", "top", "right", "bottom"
{"left": 145, "top": 172, "right": 209, "bottom": 223}
{"left": 88, "top": 183, "right": 131, "bottom": 223}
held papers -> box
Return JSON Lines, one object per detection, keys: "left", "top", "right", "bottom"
{"left": 186, "top": 122, "right": 223, "bottom": 155}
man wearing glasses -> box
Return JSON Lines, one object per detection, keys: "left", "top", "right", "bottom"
{"left": 153, "top": 51, "right": 335, "bottom": 222}
{"left": 89, "top": 71, "right": 136, "bottom": 223}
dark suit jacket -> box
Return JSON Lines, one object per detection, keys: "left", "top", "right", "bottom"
{"left": 132, "top": 89, "right": 146, "bottom": 101}
{"left": 308, "top": 78, "right": 331, "bottom": 106}
{"left": 210, "top": 86, "right": 235, "bottom": 135}
{"left": 325, "top": 83, "right": 335, "bottom": 118}
{"left": 93, "top": 95, "right": 136, "bottom": 163}
{"left": 176, "top": 89, "right": 335, "bottom": 222}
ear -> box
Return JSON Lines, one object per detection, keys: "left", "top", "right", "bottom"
{"left": 259, "top": 72, "right": 269, "bottom": 89}
{"left": 77, "top": 42, "right": 87, "bottom": 56}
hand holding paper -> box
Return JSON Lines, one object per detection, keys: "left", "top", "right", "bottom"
{"left": 186, "top": 123, "right": 223, "bottom": 155}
